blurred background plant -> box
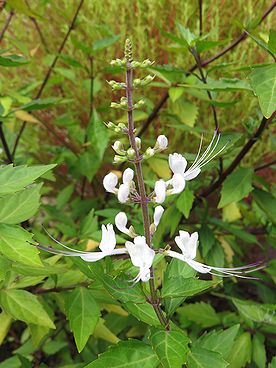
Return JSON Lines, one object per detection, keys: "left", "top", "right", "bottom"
{"left": 0, "top": 0, "right": 275, "bottom": 367}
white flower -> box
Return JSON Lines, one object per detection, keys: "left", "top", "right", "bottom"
{"left": 115, "top": 212, "right": 131, "bottom": 236}
{"left": 125, "top": 236, "right": 155, "bottom": 282}
{"left": 169, "top": 153, "right": 187, "bottom": 175}
{"left": 154, "top": 180, "right": 166, "bottom": 204}
{"left": 103, "top": 172, "right": 118, "bottom": 193}
{"left": 154, "top": 206, "right": 164, "bottom": 227}
{"left": 166, "top": 230, "right": 264, "bottom": 279}
{"left": 135, "top": 137, "right": 141, "bottom": 149}
{"left": 118, "top": 183, "right": 130, "bottom": 203}
{"left": 157, "top": 135, "right": 168, "bottom": 150}
{"left": 123, "top": 168, "right": 134, "bottom": 183}
{"left": 168, "top": 173, "right": 185, "bottom": 194}
{"left": 38, "top": 224, "right": 127, "bottom": 262}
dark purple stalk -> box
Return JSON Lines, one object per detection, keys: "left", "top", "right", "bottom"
{"left": 125, "top": 42, "right": 169, "bottom": 330}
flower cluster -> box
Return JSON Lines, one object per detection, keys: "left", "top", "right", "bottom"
{"left": 37, "top": 40, "right": 263, "bottom": 284}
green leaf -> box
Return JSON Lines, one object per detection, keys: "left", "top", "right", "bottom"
{"left": 0, "top": 311, "right": 12, "bottom": 345}
{"left": 228, "top": 332, "right": 251, "bottom": 368}
{"left": 15, "top": 98, "right": 64, "bottom": 112}
{"left": 177, "top": 302, "right": 220, "bottom": 328}
{"left": 0, "top": 184, "right": 41, "bottom": 224}
{"left": 0, "top": 164, "right": 56, "bottom": 195}
{"left": 187, "top": 348, "right": 229, "bottom": 368}
{"left": 92, "top": 35, "right": 120, "bottom": 52}
{"left": 268, "top": 357, "right": 276, "bottom": 368}
{"left": 84, "top": 340, "right": 159, "bottom": 368}
{"left": 218, "top": 167, "right": 254, "bottom": 208}
{"left": 150, "top": 328, "right": 190, "bottom": 368}
{"left": 0, "top": 224, "right": 42, "bottom": 266}
{"left": 252, "top": 333, "right": 266, "bottom": 368}
{"left": 176, "top": 186, "right": 194, "bottom": 219}
{"left": 232, "top": 298, "right": 276, "bottom": 325}
{"left": 195, "top": 324, "right": 240, "bottom": 359}
{"left": 6, "top": 0, "right": 42, "bottom": 18}
{"left": 0, "top": 289, "right": 55, "bottom": 328}
{"left": 65, "top": 288, "right": 100, "bottom": 352}
{"left": 162, "top": 277, "right": 218, "bottom": 298}
{"left": 268, "top": 29, "right": 276, "bottom": 53}
{"left": 177, "top": 24, "right": 198, "bottom": 46}
{"left": 0, "top": 54, "right": 29, "bottom": 67}
{"left": 124, "top": 302, "right": 161, "bottom": 327}
{"left": 168, "top": 87, "right": 185, "bottom": 102}
{"left": 252, "top": 188, "right": 276, "bottom": 225}
{"left": 172, "top": 97, "right": 198, "bottom": 127}
{"left": 179, "top": 78, "right": 252, "bottom": 91}
{"left": 249, "top": 64, "right": 276, "bottom": 118}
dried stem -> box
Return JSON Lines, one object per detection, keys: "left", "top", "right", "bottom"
{"left": 199, "top": 111, "right": 276, "bottom": 200}
{"left": 0, "top": 10, "right": 14, "bottom": 42}
{"left": 0, "top": 121, "right": 13, "bottom": 163}
{"left": 198, "top": 0, "right": 203, "bottom": 36}
{"left": 12, "top": 0, "right": 84, "bottom": 158}
{"left": 125, "top": 51, "right": 169, "bottom": 330}
{"left": 139, "top": 1, "right": 276, "bottom": 136}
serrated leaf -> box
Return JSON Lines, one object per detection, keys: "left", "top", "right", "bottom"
{"left": 150, "top": 328, "right": 190, "bottom": 368}
{"left": 249, "top": 64, "right": 276, "bottom": 118}
{"left": 195, "top": 324, "right": 240, "bottom": 359}
{"left": 252, "top": 188, "right": 276, "bottom": 225}
{"left": 0, "top": 224, "right": 42, "bottom": 266}
{"left": 0, "top": 289, "right": 55, "bottom": 328}
{"left": 168, "top": 87, "right": 185, "bottom": 102}
{"left": 65, "top": 288, "right": 100, "bottom": 352}
{"left": 162, "top": 277, "right": 218, "bottom": 298}
{"left": 179, "top": 78, "right": 251, "bottom": 91}
{"left": 218, "top": 167, "right": 253, "bottom": 208}
{"left": 84, "top": 340, "right": 159, "bottom": 368}
{"left": 92, "top": 35, "right": 120, "bottom": 52}
{"left": 177, "top": 302, "right": 220, "bottom": 328}
{"left": 268, "top": 29, "right": 276, "bottom": 53}
{"left": 16, "top": 97, "right": 63, "bottom": 112}
{"left": 228, "top": 332, "right": 251, "bottom": 368}
{"left": 232, "top": 298, "right": 276, "bottom": 325}
{"left": 124, "top": 302, "right": 161, "bottom": 327}
{"left": 0, "top": 184, "right": 42, "bottom": 224}
{"left": 176, "top": 186, "right": 194, "bottom": 219}
{"left": 0, "top": 164, "right": 56, "bottom": 195}
{"left": 187, "top": 348, "right": 229, "bottom": 368}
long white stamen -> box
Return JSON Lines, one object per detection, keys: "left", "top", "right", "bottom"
{"left": 197, "top": 140, "right": 229, "bottom": 169}
{"left": 209, "top": 270, "right": 259, "bottom": 280}
{"left": 189, "top": 134, "right": 203, "bottom": 169}
{"left": 43, "top": 226, "right": 91, "bottom": 254}
{"left": 189, "top": 132, "right": 219, "bottom": 171}
{"left": 194, "top": 134, "right": 221, "bottom": 170}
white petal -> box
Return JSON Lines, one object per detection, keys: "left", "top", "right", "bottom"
{"left": 171, "top": 173, "right": 185, "bottom": 194}
{"left": 99, "top": 224, "right": 116, "bottom": 253}
{"left": 115, "top": 212, "right": 130, "bottom": 235}
{"left": 157, "top": 135, "right": 168, "bottom": 149}
{"left": 186, "top": 259, "right": 211, "bottom": 274}
{"left": 183, "top": 168, "right": 201, "bottom": 180}
{"left": 80, "top": 252, "right": 107, "bottom": 262}
{"left": 154, "top": 180, "right": 166, "bottom": 204}
{"left": 153, "top": 206, "right": 164, "bottom": 227}
{"left": 118, "top": 183, "right": 130, "bottom": 203}
{"left": 169, "top": 153, "right": 187, "bottom": 175}
{"left": 103, "top": 172, "right": 118, "bottom": 193}
{"left": 123, "top": 168, "right": 134, "bottom": 184}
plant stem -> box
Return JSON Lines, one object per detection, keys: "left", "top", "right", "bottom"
{"left": 138, "top": 1, "right": 276, "bottom": 136}
{"left": 198, "top": 0, "right": 203, "bottom": 36}
{"left": 0, "top": 10, "right": 14, "bottom": 42}
{"left": 0, "top": 121, "right": 13, "bottom": 163}
{"left": 12, "top": 0, "right": 84, "bottom": 158}
{"left": 200, "top": 111, "right": 276, "bottom": 200}
{"left": 125, "top": 61, "right": 169, "bottom": 330}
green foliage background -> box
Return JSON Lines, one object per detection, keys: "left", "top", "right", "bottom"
{"left": 0, "top": 0, "right": 275, "bottom": 367}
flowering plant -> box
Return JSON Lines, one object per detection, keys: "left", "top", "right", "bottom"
{"left": 38, "top": 40, "right": 264, "bottom": 332}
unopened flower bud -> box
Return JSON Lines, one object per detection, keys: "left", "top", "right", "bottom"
{"left": 155, "top": 135, "right": 168, "bottom": 150}
{"left": 127, "top": 148, "right": 136, "bottom": 159}
{"left": 154, "top": 180, "right": 166, "bottom": 204}
{"left": 131, "top": 61, "right": 142, "bottom": 68}
{"left": 103, "top": 172, "right": 118, "bottom": 193}
{"left": 120, "top": 97, "right": 128, "bottom": 108}
{"left": 111, "top": 102, "right": 120, "bottom": 109}
{"left": 144, "top": 147, "right": 155, "bottom": 159}
{"left": 154, "top": 205, "right": 164, "bottom": 227}
{"left": 133, "top": 78, "right": 141, "bottom": 87}
{"left": 106, "top": 121, "right": 116, "bottom": 129}
{"left": 118, "top": 183, "right": 130, "bottom": 203}
{"left": 112, "top": 140, "right": 125, "bottom": 154}
{"left": 123, "top": 168, "right": 134, "bottom": 183}
{"left": 134, "top": 99, "right": 145, "bottom": 109}
{"left": 135, "top": 137, "right": 141, "bottom": 150}
{"left": 141, "top": 59, "right": 154, "bottom": 67}
{"left": 114, "top": 155, "right": 127, "bottom": 164}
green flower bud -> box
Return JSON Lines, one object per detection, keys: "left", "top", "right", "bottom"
{"left": 133, "top": 78, "right": 141, "bottom": 87}
{"left": 114, "top": 155, "right": 127, "bottom": 163}
{"left": 144, "top": 147, "right": 155, "bottom": 159}
{"left": 131, "top": 61, "right": 142, "bottom": 68}
{"left": 127, "top": 148, "right": 136, "bottom": 159}
{"left": 141, "top": 59, "right": 154, "bottom": 67}
{"left": 112, "top": 140, "right": 125, "bottom": 154}
{"left": 135, "top": 137, "right": 141, "bottom": 150}
{"left": 134, "top": 99, "right": 145, "bottom": 109}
